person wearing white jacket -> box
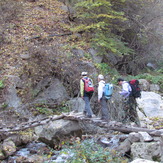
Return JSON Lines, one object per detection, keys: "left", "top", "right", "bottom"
{"left": 98, "top": 74, "right": 109, "bottom": 121}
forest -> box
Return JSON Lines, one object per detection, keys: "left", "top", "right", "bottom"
{"left": 0, "top": 0, "right": 162, "bottom": 162}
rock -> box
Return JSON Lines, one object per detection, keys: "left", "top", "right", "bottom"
{"left": 161, "top": 133, "right": 163, "bottom": 140}
{"left": 118, "top": 134, "right": 129, "bottom": 142}
{"left": 138, "top": 132, "right": 153, "bottom": 142}
{"left": 0, "top": 149, "right": 5, "bottom": 160}
{"left": 8, "top": 154, "right": 47, "bottom": 163}
{"left": 97, "top": 135, "right": 120, "bottom": 149}
{"left": 7, "top": 142, "right": 52, "bottom": 162}
{"left": 67, "top": 97, "right": 85, "bottom": 112}
{"left": 137, "top": 91, "right": 163, "bottom": 118}
{"left": 35, "top": 119, "right": 82, "bottom": 147}
{"left": 131, "top": 142, "right": 162, "bottom": 162}
{"left": 4, "top": 75, "right": 22, "bottom": 108}
{"left": 2, "top": 139, "right": 16, "bottom": 157}
{"left": 34, "top": 78, "right": 70, "bottom": 104}
{"left": 72, "top": 49, "right": 85, "bottom": 58}
{"left": 128, "top": 132, "right": 140, "bottom": 143}
{"left": 146, "top": 63, "right": 157, "bottom": 70}
{"left": 150, "top": 84, "right": 160, "bottom": 92}
{"left": 139, "top": 79, "right": 150, "bottom": 91}
{"left": 98, "top": 137, "right": 112, "bottom": 148}
{"left": 130, "top": 158, "right": 159, "bottom": 163}
{"left": 88, "top": 48, "right": 103, "bottom": 63}
{"left": 60, "top": 5, "right": 69, "bottom": 12}
{"left": 116, "top": 139, "right": 131, "bottom": 155}
{"left": 20, "top": 54, "right": 31, "bottom": 59}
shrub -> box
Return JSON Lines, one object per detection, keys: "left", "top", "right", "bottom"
{"left": 61, "top": 139, "right": 128, "bottom": 163}
{"left": 0, "top": 80, "right": 4, "bottom": 88}
{"left": 35, "top": 107, "right": 53, "bottom": 115}
{"left": 126, "top": 73, "right": 163, "bottom": 91}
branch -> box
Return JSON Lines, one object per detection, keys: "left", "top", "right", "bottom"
{"left": 48, "top": 32, "right": 73, "bottom": 37}
{"left": 25, "top": 32, "right": 73, "bottom": 41}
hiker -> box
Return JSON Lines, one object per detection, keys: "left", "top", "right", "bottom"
{"left": 98, "top": 74, "right": 109, "bottom": 121}
{"left": 117, "top": 78, "right": 140, "bottom": 126}
{"left": 80, "top": 72, "right": 94, "bottom": 118}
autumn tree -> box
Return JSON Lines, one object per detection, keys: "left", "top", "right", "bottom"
{"left": 121, "top": 0, "right": 163, "bottom": 72}
{"left": 68, "top": 0, "right": 162, "bottom": 74}
{"left": 71, "top": 0, "right": 133, "bottom": 57}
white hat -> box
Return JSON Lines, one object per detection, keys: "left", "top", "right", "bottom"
{"left": 98, "top": 74, "right": 104, "bottom": 80}
{"left": 81, "top": 72, "right": 88, "bottom": 76}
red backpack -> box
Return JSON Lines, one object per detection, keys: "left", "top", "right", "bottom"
{"left": 129, "top": 79, "right": 141, "bottom": 98}
{"left": 82, "top": 78, "right": 94, "bottom": 93}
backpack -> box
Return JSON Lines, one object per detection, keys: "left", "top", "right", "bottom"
{"left": 104, "top": 83, "right": 113, "bottom": 99}
{"left": 82, "top": 78, "right": 94, "bottom": 93}
{"left": 129, "top": 79, "right": 141, "bottom": 98}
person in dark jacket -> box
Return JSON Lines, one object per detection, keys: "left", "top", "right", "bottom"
{"left": 117, "top": 78, "right": 140, "bottom": 126}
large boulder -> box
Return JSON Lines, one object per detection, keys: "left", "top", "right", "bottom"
{"left": 34, "top": 77, "right": 70, "bottom": 104}
{"left": 130, "top": 158, "right": 159, "bottom": 163}
{"left": 149, "top": 84, "right": 160, "bottom": 92}
{"left": 67, "top": 97, "right": 85, "bottom": 112}
{"left": 0, "top": 149, "right": 5, "bottom": 160}
{"left": 131, "top": 142, "right": 162, "bottom": 162}
{"left": 4, "top": 75, "right": 22, "bottom": 108}
{"left": 139, "top": 79, "right": 150, "bottom": 91}
{"left": 2, "top": 139, "right": 16, "bottom": 157}
{"left": 137, "top": 91, "right": 163, "bottom": 118}
{"left": 35, "top": 119, "right": 82, "bottom": 147}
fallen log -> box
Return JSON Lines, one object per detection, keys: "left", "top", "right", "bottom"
{"left": 0, "top": 115, "right": 65, "bottom": 133}
{"left": 0, "top": 112, "right": 163, "bottom": 141}
{"left": 64, "top": 113, "right": 163, "bottom": 137}
{"left": 108, "top": 124, "right": 163, "bottom": 137}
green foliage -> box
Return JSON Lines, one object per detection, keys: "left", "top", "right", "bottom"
{"left": 35, "top": 107, "right": 53, "bottom": 115}
{"left": 130, "top": 73, "right": 162, "bottom": 84}
{"left": 157, "top": 68, "right": 163, "bottom": 73}
{"left": 62, "top": 139, "right": 128, "bottom": 163}
{"left": 84, "top": 52, "right": 92, "bottom": 60}
{"left": 0, "top": 80, "right": 4, "bottom": 88}
{"left": 95, "top": 63, "right": 110, "bottom": 74}
{"left": 1, "top": 103, "right": 8, "bottom": 108}
{"left": 54, "top": 102, "right": 70, "bottom": 114}
{"left": 95, "top": 63, "right": 120, "bottom": 83}
{"left": 71, "top": 0, "right": 134, "bottom": 57}
{"left": 58, "top": 105, "right": 69, "bottom": 113}
{"left": 125, "top": 73, "right": 163, "bottom": 90}
{"left": 157, "top": 61, "right": 163, "bottom": 73}
{"left": 92, "top": 32, "right": 134, "bottom": 56}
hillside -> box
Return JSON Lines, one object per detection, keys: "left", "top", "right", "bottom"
{"left": 0, "top": 0, "right": 75, "bottom": 103}
{"left": 1, "top": 0, "right": 163, "bottom": 102}
{"left": 0, "top": 1, "right": 163, "bottom": 162}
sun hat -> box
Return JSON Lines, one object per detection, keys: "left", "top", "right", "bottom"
{"left": 81, "top": 72, "right": 88, "bottom": 76}
{"left": 98, "top": 74, "right": 104, "bottom": 80}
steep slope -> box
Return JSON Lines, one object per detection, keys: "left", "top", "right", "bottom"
{"left": 0, "top": 0, "right": 72, "bottom": 102}
{"left": 0, "top": 0, "right": 74, "bottom": 126}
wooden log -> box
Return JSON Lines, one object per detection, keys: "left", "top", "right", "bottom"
{"left": 0, "top": 112, "right": 163, "bottom": 141}
{"left": 0, "top": 115, "right": 65, "bottom": 133}
{"left": 108, "top": 124, "right": 163, "bottom": 137}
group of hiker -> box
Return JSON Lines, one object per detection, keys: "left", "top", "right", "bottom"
{"left": 80, "top": 72, "right": 140, "bottom": 126}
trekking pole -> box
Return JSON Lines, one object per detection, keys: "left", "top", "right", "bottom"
{"left": 137, "top": 106, "right": 147, "bottom": 117}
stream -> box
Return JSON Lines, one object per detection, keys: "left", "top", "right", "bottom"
{"left": 2, "top": 135, "right": 123, "bottom": 163}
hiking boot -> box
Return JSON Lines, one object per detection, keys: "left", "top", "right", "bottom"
{"left": 83, "top": 111, "right": 87, "bottom": 116}
{"left": 101, "top": 117, "right": 109, "bottom": 122}
{"left": 87, "top": 115, "right": 92, "bottom": 118}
